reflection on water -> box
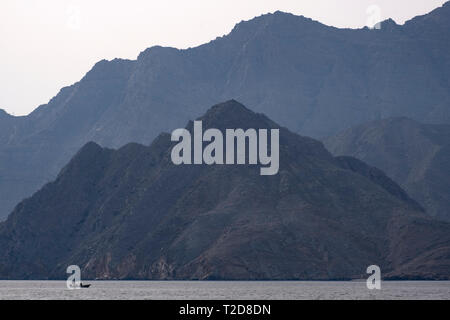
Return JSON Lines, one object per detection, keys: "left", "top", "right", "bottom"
{"left": 0, "top": 281, "right": 449, "bottom": 300}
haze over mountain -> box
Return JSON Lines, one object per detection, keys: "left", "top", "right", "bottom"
{"left": 324, "top": 117, "right": 450, "bottom": 222}
{"left": 1, "top": 3, "right": 450, "bottom": 219}
{"left": 1, "top": 101, "right": 449, "bottom": 280}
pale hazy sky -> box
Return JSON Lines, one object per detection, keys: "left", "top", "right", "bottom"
{"left": 0, "top": 0, "right": 447, "bottom": 115}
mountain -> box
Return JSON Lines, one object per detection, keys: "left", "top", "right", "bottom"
{"left": 1, "top": 100, "right": 449, "bottom": 280}
{"left": 0, "top": 109, "right": 16, "bottom": 143}
{"left": 1, "top": 3, "right": 450, "bottom": 219}
{"left": 324, "top": 117, "right": 450, "bottom": 222}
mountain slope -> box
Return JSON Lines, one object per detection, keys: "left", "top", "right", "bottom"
{"left": 0, "top": 100, "right": 449, "bottom": 280}
{"left": 324, "top": 117, "right": 450, "bottom": 221}
{"left": 1, "top": 3, "right": 450, "bottom": 219}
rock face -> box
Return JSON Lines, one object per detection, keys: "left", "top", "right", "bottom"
{"left": 0, "top": 100, "right": 449, "bottom": 280}
{"left": 1, "top": 3, "right": 450, "bottom": 220}
{"left": 324, "top": 117, "right": 450, "bottom": 222}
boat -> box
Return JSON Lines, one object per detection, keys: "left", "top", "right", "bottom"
{"left": 80, "top": 283, "right": 91, "bottom": 288}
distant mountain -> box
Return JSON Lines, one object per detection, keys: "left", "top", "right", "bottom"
{"left": 1, "top": 101, "right": 449, "bottom": 280}
{"left": 324, "top": 117, "right": 450, "bottom": 222}
{"left": 1, "top": 3, "right": 450, "bottom": 219}
{"left": 0, "top": 109, "right": 15, "bottom": 143}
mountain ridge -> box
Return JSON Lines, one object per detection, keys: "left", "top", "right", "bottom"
{"left": 1, "top": 100, "right": 449, "bottom": 280}
{"left": 0, "top": 3, "right": 450, "bottom": 220}
{"left": 324, "top": 117, "right": 450, "bottom": 221}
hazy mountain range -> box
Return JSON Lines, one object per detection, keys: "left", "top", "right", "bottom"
{"left": 1, "top": 101, "right": 449, "bottom": 280}
{"left": 325, "top": 117, "right": 450, "bottom": 221}
{"left": 1, "top": 3, "right": 450, "bottom": 220}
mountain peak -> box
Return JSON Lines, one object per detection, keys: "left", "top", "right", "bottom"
{"left": 266, "top": 10, "right": 318, "bottom": 24}
{"left": 137, "top": 45, "right": 180, "bottom": 62}
{"left": 195, "top": 100, "right": 277, "bottom": 131}
{"left": 79, "top": 141, "right": 103, "bottom": 152}
{"left": 202, "top": 99, "right": 252, "bottom": 118}
{"left": 57, "top": 141, "right": 112, "bottom": 181}
{"left": 70, "top": 141, "right": 105, "bottom": 163}
{"left": 381, "top": 18, "right": 398, "bottom": 27}
{"left": 82, "top": 58, "right": 134, "bottom": 82}
{"left": 67, "top": 141, "right": 107, "bottom": 165}
{"left": 229, "top": 10, "right": 324, "bottom": 41}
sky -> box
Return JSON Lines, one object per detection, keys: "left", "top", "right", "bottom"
{"left": 0, "top": 0, "right": 448, "bottom": 116}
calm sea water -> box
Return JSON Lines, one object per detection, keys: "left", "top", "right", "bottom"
{"left": 0, "top": 281, "right": 449, "bottom": 300}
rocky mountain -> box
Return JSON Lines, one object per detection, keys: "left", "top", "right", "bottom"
{"left": 1, "top": 3, "right": 450, "bottom": 220}
{"left": 0, "top": 109, "right": 17, "bottom": 143}
{"left": 0, "top": 100, "right": 449, "bottom": 280}
{"left": 324, "top": 117, "right": 450, "bottom": 222}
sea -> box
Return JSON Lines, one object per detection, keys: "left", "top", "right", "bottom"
{"left": 0, "top": 281, "right": 449, "bottom": 300}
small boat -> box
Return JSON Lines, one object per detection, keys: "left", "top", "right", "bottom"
{"left": 80, "top": 283, "right": 91, "bottom": 288}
